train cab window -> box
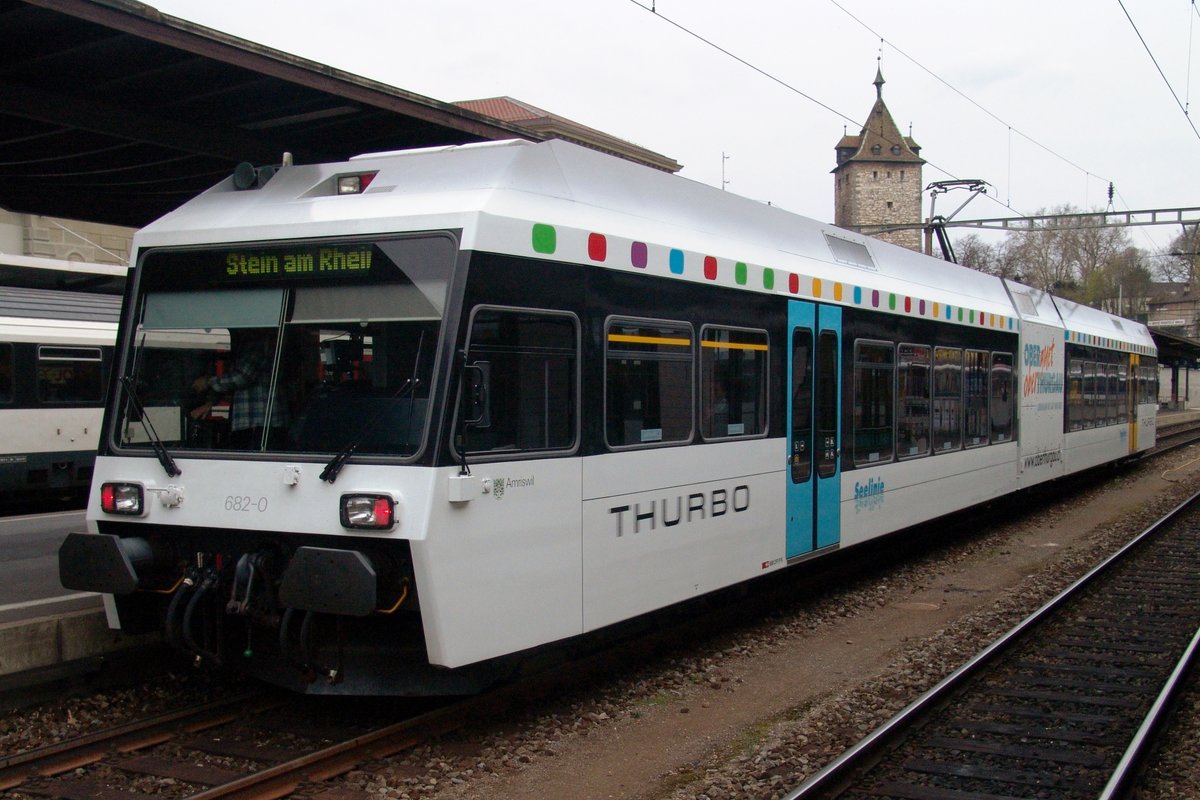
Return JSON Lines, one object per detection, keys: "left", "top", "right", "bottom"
{"left": 853, "top": 340, "right": 894, "bottom": 465}
{"left": 896, "top": 344, "right": 930, "bottom": 459}
{"left": 606, "top": 318, "right": 693, "bottom": 448}
{"left": 1141, "top": 362, "right": 1159, "bottom": 405}
{"left": 990, "top": 352, "right": 1014, "bottom": 443}
{"left": 933, "top": 346, "right": 962, "bottom": 452}
{"left": 463, "top": 308, "right": 578, "bottom": 455}
{"left": 1067, "top": 360, "right": 1084, "bottom": 431}
{"left": 963, "top": 349, "right": 989, "bottom": 447}
{"left": 0, "top": 343, "right": 11, "bottom": 402}
{"left": 701, "top": 326, "right": 767, "bottom": 440}
{"left": 36, "top": 346, "right": 103, "bottom": 403}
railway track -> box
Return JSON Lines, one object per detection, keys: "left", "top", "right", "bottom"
{"left": 5, "top": 423, "right": 1200, "bottom": 798}
{"left": 1149, "top": 414, "right": 1200, "bottom": 453}
{"left": 0, "top": 689, "right": 479, "bottom": 799}
{"left": 784, "top": 487, "right": 1200, "bottom": 800}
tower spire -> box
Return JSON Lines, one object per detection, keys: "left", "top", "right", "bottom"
{"left": 874, "top": 57, "right": 885, "bottom": 100}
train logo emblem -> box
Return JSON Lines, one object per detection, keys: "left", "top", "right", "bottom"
{"left": 492, "top": 478, "right": 506, "bottom": 500}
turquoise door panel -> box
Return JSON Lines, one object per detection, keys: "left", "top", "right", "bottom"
{"left": 786, "top": 301, "right": 841, "bottom": 558}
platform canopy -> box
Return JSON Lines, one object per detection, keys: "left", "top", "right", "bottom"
{"left": 0, "top": 0, "right": 541, "bottom": 228}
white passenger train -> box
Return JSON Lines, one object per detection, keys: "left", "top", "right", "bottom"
{"left": 59, "top": 139, "right": 1157, "bottom": 694}
{"left": 0, "top": 279, "right": 118, "bottom": 504}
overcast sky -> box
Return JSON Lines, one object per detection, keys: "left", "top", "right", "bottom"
{"left": 151, "top": 0, "right": 1198, "bottom": 253}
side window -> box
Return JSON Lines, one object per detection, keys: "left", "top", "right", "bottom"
{"left": 1083, "top": 362, "right": 1097, "bottom": 427}
{"left": 933, "top": 346, "right": 962, "bottom": 452}
{"left": 606, "top": 318, "right": 693, "bottom": 448}
{"left": 853, "top": 340, "right": 894, "bottom": 465}
{"left": 1106, "top": 363, "right": 1120, "bottom": 425}
{"left": 1113, "top": 364, "right": 1123, "bottom": 424}
{"left": 1067, "top": 359, "right": 1083, "bottom": 431}
{"left": 700, "top": 326, "right": 767, "bottom": 440}
{"left": 896, "top": 343, "right": 930, "bottom": 459}
{"left": 963, "top": 349, "right": 989, "bottom": 447}
{"left": 990, "top": 352, "right": 1014, "bottom": 443}
{"left": 1142, "top": 361, "right": 1159, "bottom": 405}
{"left": 464, "top": 308, "right": 578, "bottom": 454}
{"left": 37, "top": 346, "right": 103, "bottom": 403}
{"left": 0, "top": 343, "right": 11, "bottom": 402}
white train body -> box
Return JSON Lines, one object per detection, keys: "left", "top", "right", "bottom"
{"left": 60, "top": 140, "right": 1156, "bottom": 694}
{"left": 0, "top": 289, "right": 117, "bottom": 500}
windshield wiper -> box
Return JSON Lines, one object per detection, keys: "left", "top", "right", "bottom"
{"left": 320, "top": 377, "right": 420, "bottom": 484}
{"left": 121, "top": 376, "right": 181, "bottom": 477}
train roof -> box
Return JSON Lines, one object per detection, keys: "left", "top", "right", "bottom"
{"left": 0, "top": 253, "right": 127, "bottom": 294}
{"left": 0, "top": 287, "right": 120, "bottom": 345}
{"left": 0, "top": 286, "right": 121, "bottom": 323}
{"left": 136, "top": 139, "right": 1154, "bottom": 354}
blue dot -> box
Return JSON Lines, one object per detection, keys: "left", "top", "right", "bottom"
{"left": 669, "top": 249, "right": 684, "bottom": 274}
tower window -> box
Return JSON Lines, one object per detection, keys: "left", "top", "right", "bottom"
{"left": 871, "top": 144, "right": 882, "bottom": 155}
{"left": 891, "top": 145, "right": 902, "bottom": 155}
{"left": 872, "top": 170, "right": 878, "bottom": 180}
{"left": 900, "top": 170, "right": 905, "bottom": 181}
{"left": 887, "top": 201, "right": 894, "bottom": 209}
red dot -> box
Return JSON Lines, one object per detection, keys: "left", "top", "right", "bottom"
{"left": 789, "top": 273, "right": 799, "bottom": 294}
{"left": 588, "top": 233, "right": 607, "bottom": 262}
{"left": 704, "top": 256, "right": 717, "bottom": 280}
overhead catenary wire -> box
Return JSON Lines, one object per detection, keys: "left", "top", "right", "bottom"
{"left": 625, "top": 0, "right": 1189, "bottom": 254}
{"left": 826, "top": 0, "right": 1115, "bottom": 191}
{"left": 1117, "top": 0, "right": 1200, "bottom": 142}
{"left": 623, "top": 0, "right": 1058, "bottom": 222}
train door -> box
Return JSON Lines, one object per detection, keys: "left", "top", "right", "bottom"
{"left": 1128, "top": 353, "right": 1139, "bottom": 454}
{"left": 786, "top": 301, "right": 842, "bottom": 558}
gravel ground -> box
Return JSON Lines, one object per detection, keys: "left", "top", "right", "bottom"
{"left": 4, "top": 449, "right": 1199, "bottom": 800}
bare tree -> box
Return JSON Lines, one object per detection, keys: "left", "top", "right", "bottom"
{"left": 954, "top": 233, "right": 998, "bottom": 274}
{"left": 1156, "top": 225, "right": 1200, "bottom": 284}
{"left": 955, "top": 205, "right": 1141, "bottom": 309}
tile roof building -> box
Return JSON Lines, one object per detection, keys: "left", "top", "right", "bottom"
{"left": 454, "top": 97, "right": 681, "bottom": 174}
{"left": 832, "top": 66, "right": 925, "bottom": 251}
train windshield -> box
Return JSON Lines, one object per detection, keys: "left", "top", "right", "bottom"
{"left": 118, "top": 235, "right": 455, "bottom": 456}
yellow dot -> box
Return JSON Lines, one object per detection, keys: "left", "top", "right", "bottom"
{"left": 833, "top": 283, "right": 843, "bottom": 301}
{"left": 811, "top": 278, "right": 822, "bottom": 298}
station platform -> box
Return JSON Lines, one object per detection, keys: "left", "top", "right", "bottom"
{"left": 4, "top": 406, "right": 1200, "bottom": 694}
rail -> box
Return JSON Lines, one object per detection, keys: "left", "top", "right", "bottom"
{"left": 784, "top": 487, "right": 1200, "bottom": 799}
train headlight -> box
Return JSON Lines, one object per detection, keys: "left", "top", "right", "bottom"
{"left": 336, "top": 172, "right": 377, "bottom": 195}
{"left": 100, "top": 482, "right": 144, "bottom": 515}
{"left": 340, "top": 494, "right": 395, "bottom": 530}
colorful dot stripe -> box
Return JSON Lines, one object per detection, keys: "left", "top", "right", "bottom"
{"left": 1064, "top": 329, "right": 1154, "bottom": 355}
{"left": 526, "top": 221, "right": 1151, "bottom": 355}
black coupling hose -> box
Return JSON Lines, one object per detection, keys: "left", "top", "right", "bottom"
{"left": 164, "top": 578, "right": 196, "bottom": 648}
{"left": 182, "top": 575, "right": 224, "bottom": 667}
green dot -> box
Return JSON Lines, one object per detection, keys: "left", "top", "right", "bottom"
{"left": 735, "top": 262, "right": 747, "bottom": 285}
{"left": 532, "top": 223, "right": 556, "bottom": 254}
{"left": 888, "top": 293, "right": 896, "bottom": 310}
{"left": 762, "top": 268, "right": 774, "bottom": 290}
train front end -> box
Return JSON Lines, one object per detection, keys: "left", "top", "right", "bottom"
{"left": 58, "top": 200, "right": 489, "bottom": 693}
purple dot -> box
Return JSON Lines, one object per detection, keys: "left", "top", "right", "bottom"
{"left": 631, "top": 241, "right": 648, "bottom": 269}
